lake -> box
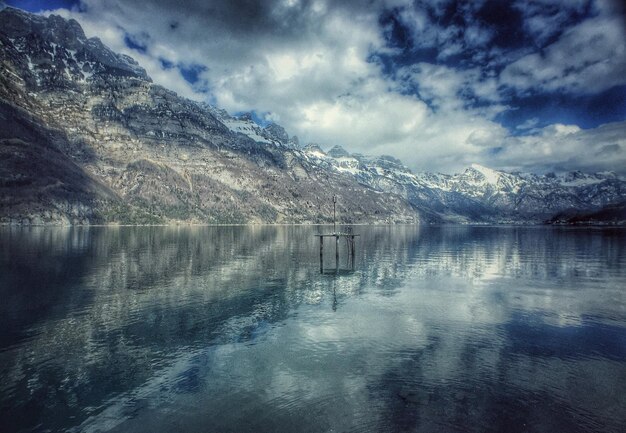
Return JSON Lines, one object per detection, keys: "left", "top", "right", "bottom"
{"left": 1, "top": 225, "right": 625, "bottom": 432}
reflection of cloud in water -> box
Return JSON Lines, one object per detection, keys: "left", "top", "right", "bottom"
{"left": 89, "top": 271, "right": 626, "bottom": 432}
{"left": 0, "top": 225, "right": 625, "bottom": 432}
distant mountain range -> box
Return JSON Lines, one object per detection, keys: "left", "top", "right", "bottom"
{"left": 300, "top": 150, "right": 626, "bottom": 224}
{"left": 1, "top": 7, "right": 624, "bottom": 225}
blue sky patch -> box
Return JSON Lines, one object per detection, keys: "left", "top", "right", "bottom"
{"left": 123, "top": 32, "right": 148, "bottom": 54}
{"left": 499, "top": 85, "right": 626, "bottom": 134}
{"left": 179, "top": 63, "right": 207, "bottom": 85}
{"left": 159, "top": 57, "right": 174, "bottom": 70}
{"left": 5, "top": 0, "right": 80, "bottom": 12}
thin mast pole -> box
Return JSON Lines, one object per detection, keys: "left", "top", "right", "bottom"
{"left": 333, "top": 195, "right": 336, "bottom": 234}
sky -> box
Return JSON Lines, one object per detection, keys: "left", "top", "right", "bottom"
{"left": 5, "top": 0, "right": 626, "bottom": 174}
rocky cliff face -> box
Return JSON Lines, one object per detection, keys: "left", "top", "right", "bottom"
{"left": 0, "top": 7, "right": 417, "bottom": 225}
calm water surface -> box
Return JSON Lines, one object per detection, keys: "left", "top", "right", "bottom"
{"left": 0, "top": 225, "right": 625, "bottom": 433}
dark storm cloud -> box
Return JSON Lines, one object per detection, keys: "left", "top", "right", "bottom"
{"left": 96, "top": 0, "right": 383, "bottom": 46}
{"left": 136, "top": 0, "right": 308, "bottom": 38}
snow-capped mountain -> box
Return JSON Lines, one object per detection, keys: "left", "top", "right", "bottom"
{"left": 300, "top": 146, "right": 626, "bottom": 223}
{"left": 0, "top": 7, "right": 624, "bottom": 225}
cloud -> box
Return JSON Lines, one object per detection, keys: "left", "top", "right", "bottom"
{"left": 516, "top": 117, "right": 540, "bottom": 131}
{"left": 501, "top": 14, "right": 626, "bottom": 95}
{"left": 512, "top": 0, "right": 589, "bottom": 46}
{"left": 397, "top": 63, "right": 502, "bottom": 110}
{"left": 486, "top": 121, "right": 626, "bottom": 174}
{"left": 32, "top": 0, "right": 626, "bottom": 175}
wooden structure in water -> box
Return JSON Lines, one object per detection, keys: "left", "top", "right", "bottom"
{"left": 314, "top": 231, "right": 359, "bottom": 273}
{"left": 315, "top": 195, "right": 359, "bottom": 273}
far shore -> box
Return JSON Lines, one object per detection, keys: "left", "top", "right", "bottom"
{"left": 1, "top": 222, "right": 624, "bottom": 228}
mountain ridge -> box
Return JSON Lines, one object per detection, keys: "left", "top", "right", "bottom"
{"left": 298, "top": 145, "right": 625, "bottom": 224}
{"left": 0, "top": 7, "right": 418, "bottom": 225}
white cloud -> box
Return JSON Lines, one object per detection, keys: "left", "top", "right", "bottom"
{"left": 397, "top": 63, "right": 502, "bottom": 110}
{"left": 516, "top": 117, "right": 540, "bottom": 131}
{"left": 488, "top": 121, "right": 626, "bottom": 174}
{"left": 501, "top": 14, "right": 626, "bottom": 95}
{"left": 513, "top": 0, "right": 591, "bottom": 46}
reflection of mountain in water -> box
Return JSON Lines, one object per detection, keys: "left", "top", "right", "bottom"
{"left": 0, "top": 226, "right": 625, "bottom": 432}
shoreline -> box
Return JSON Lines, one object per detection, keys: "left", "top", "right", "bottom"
{"left": 1, "top": 222, "right": 624, "bottom": 228}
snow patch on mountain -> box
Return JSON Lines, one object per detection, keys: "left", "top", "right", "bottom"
{"left": 470, "top": 163, "right": 501, "bottom": 184}
{"left": 204, "top": 105, "right": 300, "bottom": 149}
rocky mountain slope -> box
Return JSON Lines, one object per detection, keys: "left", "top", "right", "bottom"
{"left": 0, "top": 7, "right": 416, "bottom": 225}
{"left": 1, "top": 7, "right": 624, "bottom": 225}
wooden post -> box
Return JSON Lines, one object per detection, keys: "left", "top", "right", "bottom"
{"left": 351, "top": 235, "right": 355, "bottom": 270}
{"left": 335, "top": 234, "right": 339, "bottom": 271}
{"left": 333, "top": 195, "right": 337, "bottom": 234}
{"left": 319, "top": 236, "right": 324, "bottom": 273}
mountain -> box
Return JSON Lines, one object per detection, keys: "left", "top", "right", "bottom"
{"left": 0, "top": 7, "right": 417, "bottom": 225}
{"left": 301, "top": 148, "right": 626, "bottom": 224}
{"left": 1, "top": 7, "right": 624, "bottom": 226}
